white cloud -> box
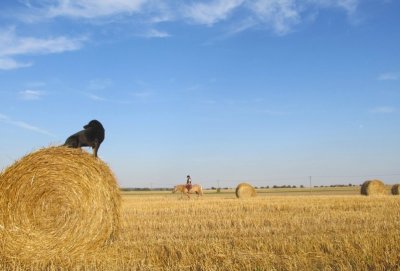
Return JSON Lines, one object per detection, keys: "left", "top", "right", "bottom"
{"left": 0, "top": 57, "right": 32, "bottom": 70}
{"left": 226, "top": 18, "right": 257, "bottom": 36}
{"left": 337, "top": 0, "right": 359, "bottom": 13}
{"left": 183, "top": 0, "right": 245, "bottom": 26}
{"left": 87, "top": 93, "right": 107, "bottom": 101}
{"left": 45, "top": 0, "right": 146, "bottom": 18}
{"left": 307, "top": 0, "right": 359, "bottom": 13}
{"left": 248, "top": 0, "right": 301, "bottom": 35}
{"left": 246, "top": 0, "right": 360, "bottom": 34}
{"left": 370, "top": 106, "right": 396, "bottom": 114}
{"left": 378, "top": 72, "right": 399, "bottom": 81}
{"left": 0, "top": 113, "right": 54, "bottom": 136}
{"left": 9, "top": 0, "right": 365, "bottom": 43}
{"left": 19, "top": 90, "right": 45, "bottom": 100}
{"left": 145, "top": 0, "right": 362, "bottom": 36}
{"left": 143, "top": 29, "right": 171, "bottom": 38}
{"left": 0, "top": 27, "right": 86, "bottom": 70}
{"left": 0, "top": 27, "right": 86, "bottom": 57}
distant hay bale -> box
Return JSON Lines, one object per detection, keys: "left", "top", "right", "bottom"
{"left": 360, "top": 179, "right": 386, "bottom": 196}
{"left": 235, "top": 183, "right": 257, "bottom": 199}
{"left": 391, "top": 184, "right": 400, "bottom": 195}
{"left": 0, "top": 146, "right": 121, "bottom": 262}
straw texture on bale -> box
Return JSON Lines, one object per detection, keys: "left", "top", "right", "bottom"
{"left": 391, "top": 184, "right": 400, "bottom": 195}
{"left": 0, "top": 146, "right": 121, "bottom": 262}
{"left": 235, "top": 183, "right": 257, "bottom": 199}
{"left": 360, "top": 179, "right": 386, "bottom": 196}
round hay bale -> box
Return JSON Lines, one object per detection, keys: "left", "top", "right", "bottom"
{"left": 360, "top": 179, "right": 386, "bottom": 196}
{"left": 391, "top": 184, "right": 400, "bottom": 195}
{"left": 235, "top": 183, "right": 257, "bottom": 199}
{"left": 0, "top": 146, "right": 121, "bottom": 262}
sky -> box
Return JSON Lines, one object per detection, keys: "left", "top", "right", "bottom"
{"left": 0, "top": 0, "right": 399, "bottom": 188}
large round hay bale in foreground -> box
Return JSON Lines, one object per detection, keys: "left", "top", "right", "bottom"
{"left": 235, "top": 183, "right": 257, "bottom": 199}
{"left": 391, "top": 184, "right": 400, "bottom": 195}
{"left": 0, "top": 147, "right": 121, "bottom": 262}
{"left": 360, "top": 179, "right": 386, "bottom": 196}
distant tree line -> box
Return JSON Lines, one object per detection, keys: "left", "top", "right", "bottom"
{"left": 120, "top": 187, "right": 173, "bottom": 191}
{"left": 121, "top": 183, "right": 358, "bottom": 191}
{"left": 313, "top": 184, "right": 358, "bottom": 188}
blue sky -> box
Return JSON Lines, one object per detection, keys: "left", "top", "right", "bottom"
{"left": 0, "top": 0, "right": 399, "bottom": 188}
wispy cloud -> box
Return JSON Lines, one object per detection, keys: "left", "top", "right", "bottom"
{"left": 0, "top": 57, "right": 32, "bottom": 70}
{"left": 183, "top": 0, "right": 244, "bottom": 26}
{"left": 44, "top": 0, "right": 145, "bottom": 19}
{"left": 377, "top": 72, "right": 399, "bottom": 81}
{"left": 0, "top": 27, "right": 85, "bottom": 56}
{"left": 142, "top": 29, "right": 171, "bottom": 38}
{"left": 370, "top": 106, "right": 396, "bottom": 114}
{"left": 87, "top": 93, "right": 107, "bottom": 102}
{"left": 0, "top": 27, "right": 86, "bottom": 70}
{"left": 226, "top": 18, "right": 257, "bottom": 36}
{"left": 0, "top": 113, "right": 54, "bottom": 136}
{"left": 19, "top": 90, "right": 45, "bottom": 100}
{"left": 177, "top": 0, "right": 361, "bottom": 35}
{"left": 5, "top": 0, "right": 365, "bottom": 49}
{"left": 248, "top": 0, "right": 301, "bottom": 35}
{"left": 337, "top": 0, "right": 359, "bottom": 13}
{"left": 307, "top": 0, "right": 359, "bottom": 14}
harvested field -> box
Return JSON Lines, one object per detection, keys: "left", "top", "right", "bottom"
{"left": 1, "top": 191, "right": 399, "bottom": 270}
